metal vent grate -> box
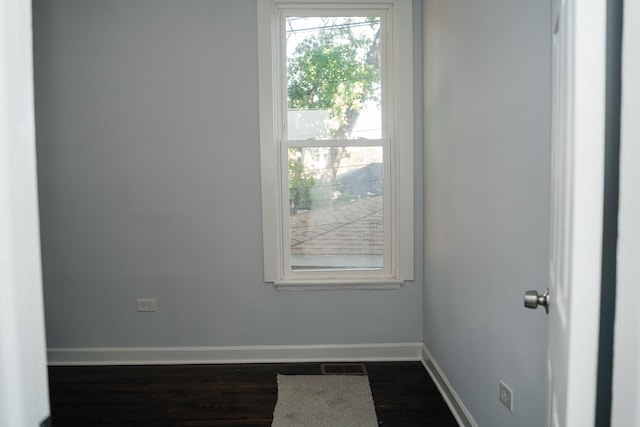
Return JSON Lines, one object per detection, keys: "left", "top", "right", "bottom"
{"left": 320, "top": 363, "right": 368, "bottom": 375}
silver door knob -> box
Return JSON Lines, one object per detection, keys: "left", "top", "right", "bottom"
{"left": 524, "top": 289, "right": 549, "bottom": 313}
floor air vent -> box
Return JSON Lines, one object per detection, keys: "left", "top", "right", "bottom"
{"left": 320, "top": 363, "right": 368, "bottom": 375}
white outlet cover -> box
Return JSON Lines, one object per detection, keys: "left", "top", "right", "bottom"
{"left": 499, "top": 381, "right": 514, "bottom": 412}
{"left": 136, "top": 299, "right": 157, "bottom": 312}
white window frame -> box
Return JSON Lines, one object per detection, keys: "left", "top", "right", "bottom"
{"left": 258, "top": 0, "right": 413, "bottom": 290}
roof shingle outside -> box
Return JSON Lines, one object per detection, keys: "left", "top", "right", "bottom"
{"left": 290, "top": 196, "right": 383, "bottom": 256}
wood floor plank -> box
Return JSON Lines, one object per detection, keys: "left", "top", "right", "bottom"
{"left": 48, "top": 362, "right": 457, "bottom": 426}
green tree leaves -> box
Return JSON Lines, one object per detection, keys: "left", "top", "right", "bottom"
{"left": 287, "top": 17, "right": 380, "bottom": 139}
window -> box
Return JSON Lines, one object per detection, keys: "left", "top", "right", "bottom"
{"left": 258, "top": 0, "right": 413, "bottom": 289}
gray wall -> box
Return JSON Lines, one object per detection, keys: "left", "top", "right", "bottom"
{"left": 423, "top": 1, "right": 550, "bottom": 426}
{"left": 33, "top": 0, "right": 424, "bottom": 348}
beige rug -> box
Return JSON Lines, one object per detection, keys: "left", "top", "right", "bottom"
{"left": 272, "top": 374, "right": 378, "bottom": 427}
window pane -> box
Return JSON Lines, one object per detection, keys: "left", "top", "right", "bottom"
{"left": 286, "top": 16, "right": 382, "bottom": 140}
{"left": 288, "top": 146, "right": 383, "bottom": 270}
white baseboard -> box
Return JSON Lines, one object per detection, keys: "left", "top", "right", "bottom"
{"left": 420, "top": 344, "right": 478, "bottom": 427}
{"left": 47, "top": 342, "right": 422, "bottom": 366}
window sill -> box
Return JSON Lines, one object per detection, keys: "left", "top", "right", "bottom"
{"left": 273, "top": 278, "right": 404, "bottom": 291}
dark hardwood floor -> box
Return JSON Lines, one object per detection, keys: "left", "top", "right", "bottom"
{"left": 48, "top": 362, "right": 458, "bottom": 426}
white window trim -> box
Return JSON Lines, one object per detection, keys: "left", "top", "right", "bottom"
{"left": 258, "top": 0, "right": 413, "bottom": 290}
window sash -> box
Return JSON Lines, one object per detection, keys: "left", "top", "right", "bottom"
{"left": 279, "top": 7, "right": 391, "bottom": 142}
{"left": 280, "top": 140, "right": 393, "bottom": 279}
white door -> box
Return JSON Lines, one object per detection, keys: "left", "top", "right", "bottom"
{"left": 0, "top": 0, "right": 51, "bottom": 425}
{"left": 545, "top": 0, "right": 606, "bottom": 426}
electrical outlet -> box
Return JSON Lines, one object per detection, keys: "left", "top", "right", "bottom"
{"left": 499, "top": 381, "right": 513, "bottom": 412}
{"left": 136, "top": 299, "right": 157, "bottom": 312}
